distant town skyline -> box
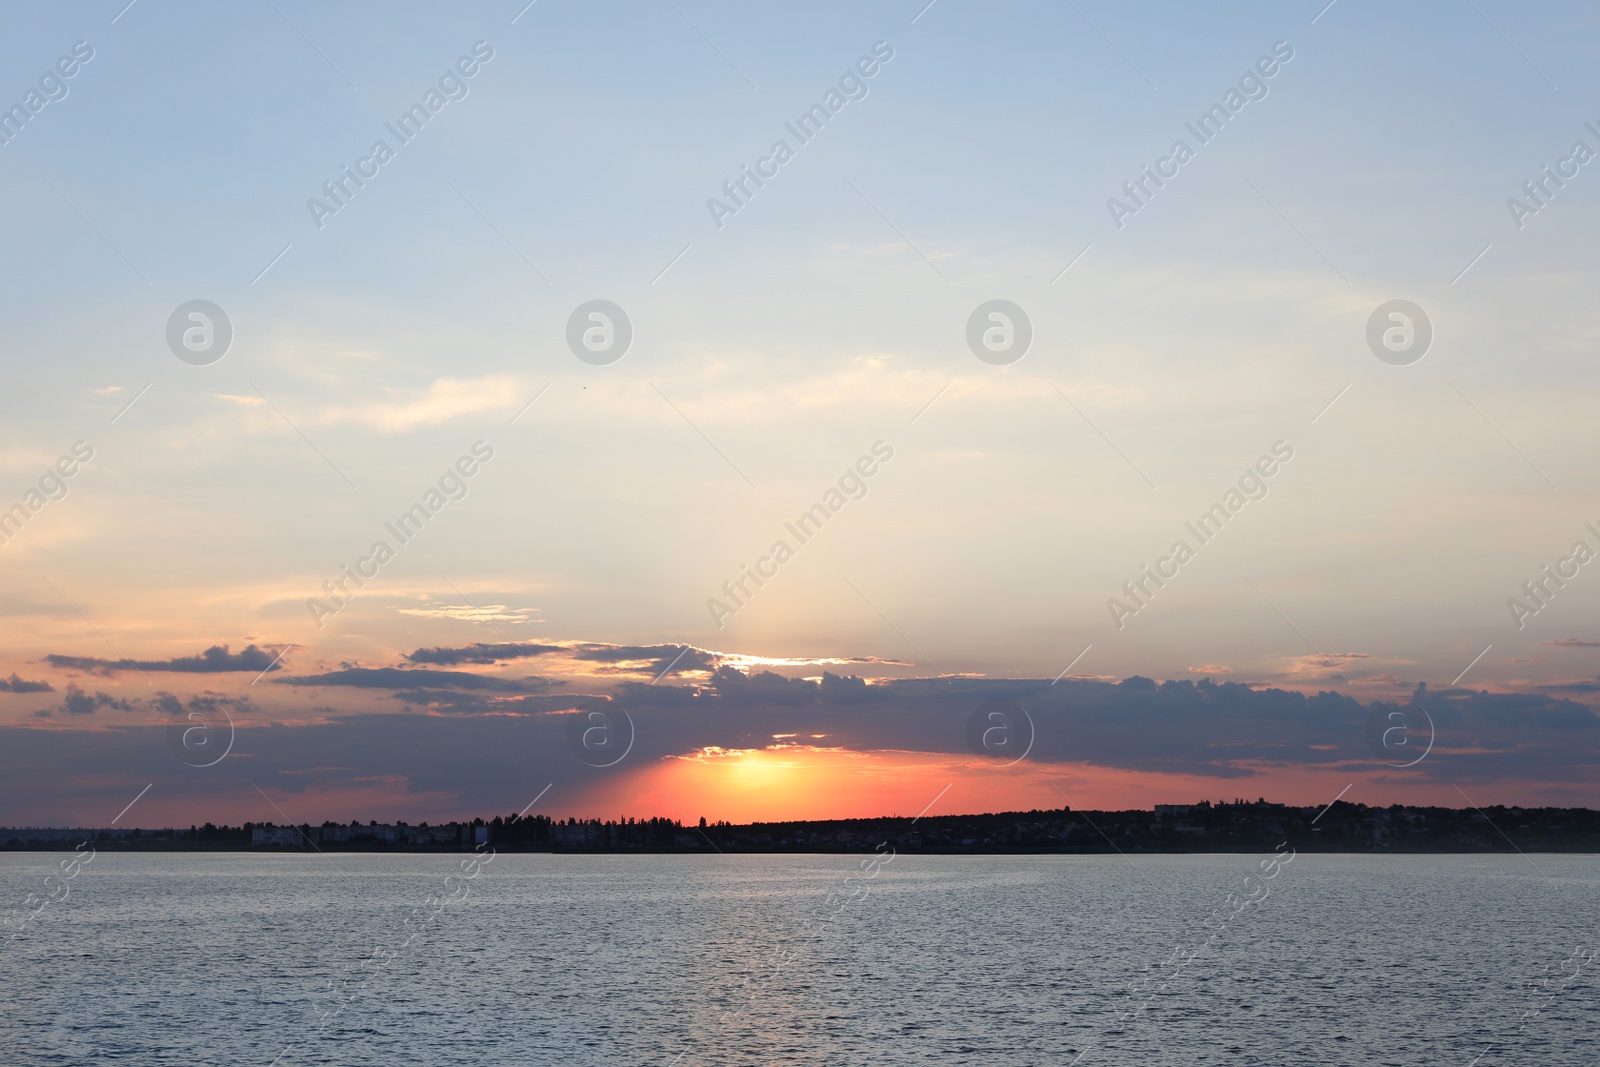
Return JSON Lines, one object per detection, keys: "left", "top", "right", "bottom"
{"left": 10, "top": 797, "right": 1598, "bottom": 861}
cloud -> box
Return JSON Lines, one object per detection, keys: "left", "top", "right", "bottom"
{"left": 406, "top": 642, "right": 564, "bottom": 666}
{"left": 0, "top": 673, "right": 53, "bottom": 693}
{"left": 375, "top": 669, "right": 1354, "bottom": 779}
{"left": 383, "top": 663, "right": 1399, "bottom": 783}
{"left": 403, "top": 640, "right": 719, "bottom": 678}
{"left": 59, "top": 683, "right": 136, "bottom": 715}
{"left": 1549, "top": 639, "right": 1600, "bottom": 649}
{"left": 388, "top": 689, "right": 577, "bottom": 715}
{"left": 706, "top": 652, "right": 915, "bottom": 670}
{"left": 153, "top": 692, "right": 258, "bottom": 718}
{"left": 69, "top": 641, "right": 1593, "bottom": 796}
{"left": 1186, "top": 664, "right": 1232, "bottom": 675}
{"left": 396, "top": 604, "right": 541, "bottom": 625}
{"left": 273, "top": 667, "right": 531, "bottom": 692}
{"left": 587, "top": 670, "right": 1600, "bottom": 786}
{"left": 1536, "top": 678, "right": 1600, "bottom": 693}
{"left": 6, "top": 669, "right": 1600, "bottom": 823}
{"left": 44, "top": 644, "right": 285, "bottom": 676}
{"left": 568, "top": 644, "right": 721, "bottom": 676}
{"left": 315, "top": 375, "right": 523, "bottom": 433}
{"left": 1282, "top": 653, "right": 1373, "bottom": 677}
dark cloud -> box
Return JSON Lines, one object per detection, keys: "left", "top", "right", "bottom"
{"left": 6, "top": 668, "right": 1599, "bottom": 824}
{"left": 568, "top": 643, "right": 720, "bottom": 675}
{"left": 699, "top": 665, "right": 844, "bottom": 706}
{"left": 149, "top": 691, "right": 257, "bottom": 719}
{"left": 273, "top": 667, "right": 529, "bottom": 692}
{"left": 391, "top": 690, "right": 599, "bottom": 715}
{"left": 0, "top": 673, "right": 53, "bottom": 693}
{"left": 44, "top": 644, "right": 285, "bottom": 676}
{"left": 595, "top": 671, "right": 1600, "bottom": 785}
{"left": 1535, "top": 678, "right": 1600, "bottom": 694}
{"left": 185, "top": 694, "right": 256, "bottom": 714}
{"left": 59, "top": 683, "right": 136, "bottom": 715}
{"left": 0, "top": 712, "right": 611, "bottom": 824}
{"left": 401, "top": 641, "right": 907, "bottom": 687}
{"left": 405, "top": 639, "right": 721, "bottom": 679}
{"left": 406, "top": 642, "right": 563, "bottom": 665}
{"left": 249, "top": 663, "right": 1600, "bottom": 789}
{"left": 1549, "top": 639, "right": 1600, "bottom": 649}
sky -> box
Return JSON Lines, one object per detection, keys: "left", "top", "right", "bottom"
{"left": 2, "top": 0, "right": 1599, "bottom": 828}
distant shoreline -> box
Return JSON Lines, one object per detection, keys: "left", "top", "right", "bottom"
{"left": 4, "top": 844, "right": 1599, "bottom": 856}
{"left": 6, "top": 799, "right": 1599, "bottom": 855}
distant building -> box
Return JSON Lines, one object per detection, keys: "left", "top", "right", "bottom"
{"left": 250, "top": 826, "right": 302, "bottom": 846}
{"left": 549, "top": 823, "right": 599, "bottom": 846}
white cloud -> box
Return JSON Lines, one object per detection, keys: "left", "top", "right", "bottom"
{"left": 397, "top": 604, "right": 542, "bottom": 624}
{"left": 316, "top": 375, "right": 525, "bottom": 433}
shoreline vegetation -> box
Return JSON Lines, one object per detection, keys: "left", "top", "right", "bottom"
{"left": 6, "top": 799, "right": 1600, "bottom": 854}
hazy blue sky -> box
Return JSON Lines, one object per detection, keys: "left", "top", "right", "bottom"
{"left": 3, "top": 1, "right": 1598, "bottom": 824}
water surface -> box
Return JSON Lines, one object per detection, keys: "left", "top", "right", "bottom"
{"left": 2, "top": 851, "right": 1594, "bottom": 1065}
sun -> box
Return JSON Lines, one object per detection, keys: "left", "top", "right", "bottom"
{"left": 723, "top": 748, "right": 800, "bottom": 790}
